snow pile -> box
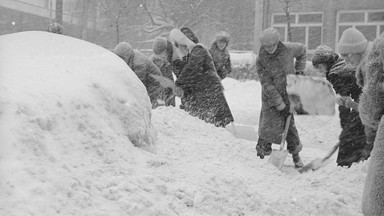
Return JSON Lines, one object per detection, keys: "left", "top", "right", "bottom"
{"left": 230, "top": 51, "right": 257, "bottom": 68}
{"left": 0, "top": 31, "right": 368, "bottom": 216}
{"left": 0, "top": 31, "right": 158, "bottom": 215}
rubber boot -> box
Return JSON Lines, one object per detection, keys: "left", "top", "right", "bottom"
{"left": 292, "top": 153, "right": 304, "bottom": 168}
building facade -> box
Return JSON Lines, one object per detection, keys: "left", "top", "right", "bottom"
{"left": 254, "top": 0, "right": 384, "bottom": 55}
{"left": 0, "top": 0, "right": 113, "bottom": 48}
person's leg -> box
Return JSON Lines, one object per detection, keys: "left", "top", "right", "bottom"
{"left": 256, "top": 137, "right": 272, "bottom": 159}
{"left": 285, "top": 117, "right": 303, "bottom": 168}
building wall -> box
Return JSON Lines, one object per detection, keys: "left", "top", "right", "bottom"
{"left": 255, "top": 0, "right": 384, "bottom": 54}
{"left": 0, "top": 0, "right": 112, "bottom": 48}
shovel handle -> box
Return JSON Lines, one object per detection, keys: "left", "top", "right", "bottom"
{"left": 280, "top": 114, "right": 292, "bottom": 150}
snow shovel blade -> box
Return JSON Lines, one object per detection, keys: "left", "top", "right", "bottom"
{"left": 298, "top": 158, "right": 324, "bottom": 173}
{"left": 268, "top": 149, "right": 288, "bottom": 170}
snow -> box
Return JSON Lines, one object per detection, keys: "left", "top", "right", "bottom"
{"left": 230, "top": 51, "right": 257, "bottom": 68}
{"left": 0, "top": 31, "right": 368, "bottom": 216}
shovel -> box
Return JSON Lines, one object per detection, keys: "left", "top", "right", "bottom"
{"left": 298, "top": 142, "right": 340, "bottom": 173}
{"left": 268, "top": 114, "right": 292, "bottom": 170}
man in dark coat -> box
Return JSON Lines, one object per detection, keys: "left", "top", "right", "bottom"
{"left": 114, "top": 42, "right": 163, "bottom": 108}
{"left": 256, "top": 28, "right": 306, "bottom": 168}
{"left": 312, "top": 45, "right": 369, "bottom": 167}
{"left": 151, "top": 36, "right": 175, "bottom": 107}
{"left": 209, "top": 31, "right": 232, "bottom": 80}
{"left": 170, "top": 28, "right": 234, "bottom": 127}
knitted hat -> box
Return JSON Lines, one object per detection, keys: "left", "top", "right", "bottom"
{"left": 312, "top": 45, "right": 339, "bottom": 68}
{"left": 259, "top": 28, "right": 280, "bottom": 45}
{"left": 214, "top": 31, "right": 230, "bottom": 43}
{"left": 337, "top": 28, "right": 367, "bottom": 54}
{"left": 113, "top": 42, "right": 134, "bottom": 59}
{"left": 152, "top": 37, "right": 168, "bottom": 55}
{"left": 180, "top": 27, "right": 199, "bottom": 43}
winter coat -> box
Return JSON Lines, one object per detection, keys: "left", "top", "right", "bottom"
{"left": 175, "top": 44, "right": 234, "bottom": 127}
{"left": 362, "top": 115, "right": 384, "bottom": 216}
{"left": 126, "top": 50, "right": 163, "bottom": 108}
{"left": 359, "top": 37, "right": 384, "bottom": 130}
{"left": 325, "top": 58, "right": 367, "bottom": 166}
{"left": 209, "top": 41, "right": 232, "bottom": 79}
{"left": 151, "top": 40, "right": 176, "bottom": 107}
{"left": 360, "top": 35, "right": 384, "bottom": 216}
{"left": 256, "top": 41, "right": 306, "bottom": 143}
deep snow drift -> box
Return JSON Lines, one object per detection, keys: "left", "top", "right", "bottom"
{"left": 0, "top": 31, "right": 368, "bottom": 216}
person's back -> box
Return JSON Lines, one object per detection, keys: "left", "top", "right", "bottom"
{"left": 114, "top": 42, "right": 162, "bottom": 108}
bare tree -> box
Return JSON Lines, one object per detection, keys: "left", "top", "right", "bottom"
{"left": 277, "top": 0, "right": 300, "bottom": 42}
{"left": 55, "top": 0, "right": 63, "bottom": 24}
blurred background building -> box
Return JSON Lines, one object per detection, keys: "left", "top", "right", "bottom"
{"left": 255, "top": 0, "right": 384, "bottom": 56}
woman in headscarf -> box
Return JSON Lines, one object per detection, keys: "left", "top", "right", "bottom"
{"left": 169, "top": 28, "right": 234, "bottom": 127}
{"left": 209, "top": 31, "right": 232, "bottom": 80}
{"left": 312, "top": 45, "right": 369, "bottom": 167}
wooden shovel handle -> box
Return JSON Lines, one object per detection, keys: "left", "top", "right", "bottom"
{"left": 280, "top": 114, "right": 292, "bottom": 150}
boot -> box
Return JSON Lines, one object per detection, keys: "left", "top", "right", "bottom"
{"left": 292, "top": 153, "right": 303, "bottom": 168}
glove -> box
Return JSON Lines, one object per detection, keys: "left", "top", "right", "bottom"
{"left": 173, "top": 86, "right": 184, "bottom": 98}
{"left": 279, "top": 105, "right": 291, "bottom": 117}
{"left": 276, "top": 103, "right": 292, "bottom": 117}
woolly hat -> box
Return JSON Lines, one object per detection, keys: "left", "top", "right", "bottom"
{"left": 337, "top": 28, "right": 368, "bottom": 54}
{"left": 214, "top": 31, "right": 230, "bottom": 43}
{"left": 180, "top": 27, "right": 199, "bottom": 43}
{"left": 113, "top": 42, "right": 134, "bottom": 59}
{"left": 152, "top": 37, "right": 168, "bottom": 55}
{"left": 259, "top": 28, "right": 280, "bottom": 45}
{"left": 312, "top": 45, "right": 339, "bottom": 68}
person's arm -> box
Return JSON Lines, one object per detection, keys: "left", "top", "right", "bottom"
{"left": 256, "top": 58, "right": 284, "bottom": 108}
{"left": 289, "top": 42, "right": 307, "bottom": 75}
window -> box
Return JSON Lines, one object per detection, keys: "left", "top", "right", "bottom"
{"left": 271, "top": 12, "right": 323, "bottom": 53}
{"left": 337, "top": 10, "right": 384, "bottom": 43}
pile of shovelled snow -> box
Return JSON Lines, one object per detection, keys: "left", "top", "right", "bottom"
{"left": 230, "top": 51, "right": 257, "bottom": 68}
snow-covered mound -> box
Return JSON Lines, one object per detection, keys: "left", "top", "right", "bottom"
{"left": 0, "top": 31, "right": 158, "bottom": 214}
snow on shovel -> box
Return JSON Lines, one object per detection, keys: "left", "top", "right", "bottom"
{"left": 150, "top": 74, "right": 176, "bottom": 89}
{"left": 298, "top": 142, "right": 340, "bottom": 173}
{"left": 268, "top": 114, "right": 292, "bottom": 170}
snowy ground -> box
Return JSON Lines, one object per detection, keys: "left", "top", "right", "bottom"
{"left": 0, "top": 32, "right": 368, "bottom": 216}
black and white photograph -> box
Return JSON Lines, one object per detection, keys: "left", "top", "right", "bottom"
{"left": 0, "top": 0, "right": 384, "bottom": 215}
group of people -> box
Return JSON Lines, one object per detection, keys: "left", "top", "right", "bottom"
{"left": 113, "top": 27, "right": 235, "bottom": 128}
{"left": 256, "top": 26, "right": 384, "bottom": 213}
{"left": 255, "top": 26, "right": 383, "bottom": 169}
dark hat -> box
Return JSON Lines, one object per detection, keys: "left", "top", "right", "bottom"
{"left": 113, "top": 42, "right": 134, "bottom": 59}
{"left": 180, "top": 27, "right": 199, "bottom": 43}
{"left": 312, "top": 45, "right": 339, "bottom": 68}
{"left": 152, "top": 37, "right": 168, "bottom": 55}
